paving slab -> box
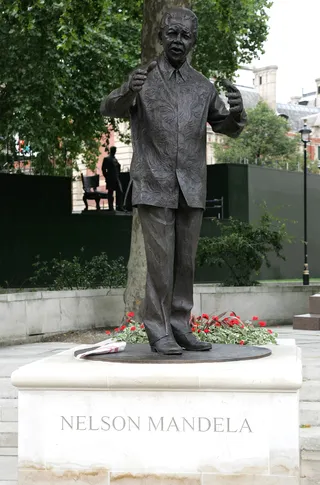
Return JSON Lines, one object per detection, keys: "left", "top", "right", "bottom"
{"left": 0, "top": 363, "right": 35, "bottom": 378}
{"left": 0, "top": 432, "right": 17, "bottom": 448}
{"left": 301, "top": 458, "right": 320, "bottom": 481}
{"left": 0, "top": 379, "right": 17, "bottom": 400}
{"left": 303, "top": 364, "right": 320, "bottom": 380}
{"left": 301, "top": 427, "right": 320, "bottom": 451}
{"left": 300, "top": 382, "right": 320, "bottom": 401}
{"left": 0, "top": 456, "right": 17, "bottom": 481}
{"left": 0, "top": 407, "right": 17, "bottom": 423}
{"left": 301, "top": 479, "right": 320, "bottom": 485}
{"left": 0, "top": 448, "right": 18, "bottom": 456}
{"left": 300, "top": 402, "right": 320, "bottom": 426}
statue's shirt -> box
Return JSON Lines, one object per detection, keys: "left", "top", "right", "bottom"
{"left": 102, "top": 55, "right": 246, "bottom": 209}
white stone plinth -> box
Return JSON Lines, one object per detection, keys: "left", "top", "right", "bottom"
{"left": 11, "top": 344, "right": 302, "bottom": 485}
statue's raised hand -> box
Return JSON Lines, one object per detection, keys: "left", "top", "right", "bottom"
{"left": 220, "top": 79, "right": 243, "bottom": 114}
{"left": 129, "top": 61, "right": 157, "bottom": 93}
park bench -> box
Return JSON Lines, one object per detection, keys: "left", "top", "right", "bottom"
{"left": 81, "top": 174, "right": 108, "bottom": 211}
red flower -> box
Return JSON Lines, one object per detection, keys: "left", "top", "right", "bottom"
{"left": 213, "top": 316, "right": 219, "bottom": 321}
{"left": 267, "top": 329, "right": 273, "bottom": 334}
{"left": 259, "top": 321, "right": 267, "bottom": 327}
{"left": 130, "top": 326, "right": 136, "bottom": 331}
{"left": 240, "top": 324, "right": 245, "bottom": 329}
{"left": 114, "top": 327, "right": 119, "bottom": 332}
{"left": 252, "top": 316, "right": 259, "bottom": 321}
{"left": 105, "top": 330, "right": 111, "bottom": 335}
{"left": 204, "top": 328, "right": 209, "bottom": 334}
{"left": 230, "top": 318, "right": 239, "bottom": 325}
{"left": 127, "top": 312, "right": 135, "bottom": 318}
{"left": 202, "top": 313, "right": 209, "bottom": 319}
{"left": 239, "top": 340, "right": 245, "bottom": 345}
{"left": 197, "top": 329, "right": 201, "bottom": 333}
{"left": 140, "top": 323, "right": 145, "bottom": 329}
{"left": 126, "top": 318, "right": 131, "bottom": 323}
{"left": 120, "top": 325, "right": 126, "bottom": 331}
{"left": 215, "top": 322, "right": 221, "bottom": 327}
{"left": 192, "top": 327, "right": 196, "bottom": 332}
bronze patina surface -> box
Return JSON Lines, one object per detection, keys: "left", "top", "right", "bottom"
{"left": 75, "top": 344, "right": 271, "bottom": 363}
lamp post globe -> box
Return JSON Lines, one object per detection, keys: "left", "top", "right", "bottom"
{"left": 299, "top": 123, "right": 312, "bottom": 143}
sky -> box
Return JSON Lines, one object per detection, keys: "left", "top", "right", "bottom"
{"left": 236, "top": 0, "right": 320, "bottom": 103}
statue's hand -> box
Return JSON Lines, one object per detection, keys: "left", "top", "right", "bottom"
{"left": 220, "top": 79, "right": 243, "bottom": 114}
{"left": 129, "top": 61, "right": 157, "bottom": 93}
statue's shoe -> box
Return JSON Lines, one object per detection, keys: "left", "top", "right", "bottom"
{"left": 151, "top": 336, "right": 183, "bottom": 355}
{"left": 172, "top": 331, "right": 212, "bottom": 351}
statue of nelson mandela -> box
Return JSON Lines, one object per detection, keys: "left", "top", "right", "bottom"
{"left": 100, "top": 7, "right": 247, "bottom": 355}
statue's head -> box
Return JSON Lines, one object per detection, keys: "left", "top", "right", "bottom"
{"left": 110, "top": 146, "right": 117, "bottom": 156}
{"left": 159, "top": 7, "right": 198, "bottom": 67}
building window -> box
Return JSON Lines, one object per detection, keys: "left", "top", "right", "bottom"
{"left": 318, "top": 86, "right": 320, "bottom": 95}
{"left": 259, "top": 76, "right": 262, "bottom": 85}
{"left": 318, "top": 146, "right": 320, "bottom": 160}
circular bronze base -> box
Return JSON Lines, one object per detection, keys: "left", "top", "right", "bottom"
{"left": 75, "top": 343, "right": 272, "bottom": 363}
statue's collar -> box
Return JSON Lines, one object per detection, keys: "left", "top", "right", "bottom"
{"left": 158, "top": 54, "right": 190, "bottom": 82}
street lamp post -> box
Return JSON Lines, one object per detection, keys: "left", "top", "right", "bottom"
{"left": 299, "top": 121, "right": 312, "bottom": 286}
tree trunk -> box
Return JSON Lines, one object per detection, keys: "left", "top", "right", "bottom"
{"left": 123, "top": 0, "right": 191, "bottom": 321}
{"left": 123, "top": 209, "right": 147, "bottom": 319}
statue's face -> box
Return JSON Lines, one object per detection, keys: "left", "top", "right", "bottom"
{"left": 161, "top": 17, "right": 195, "bottom": 67}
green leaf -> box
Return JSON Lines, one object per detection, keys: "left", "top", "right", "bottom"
{"left": 213, "top": 101, "right": 303, "bottom": 170}
{"left": 0, "top": 0, "right": 271, "bottom": 173}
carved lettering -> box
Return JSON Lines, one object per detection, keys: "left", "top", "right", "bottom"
{"left": 167, "top": 417, "right": 180, "bottom": 432}
{"left": 101, "top": 416, "right": 110, "bottom": 431}
{"left": 76, "top": 416, "right": 87, "bottom": 431}
{"left": 227, "top": 417, "right": 238, "bottom": 433}
{"left": 182, "top": 417, "right": 195, "bottom": 431}
{"left": 113, "top": 416, "right": 126, "bottom": 431}
{"left": 61, "top": 416, "right": 73, "bottom": 430}
{"left": 198, "top": 417, "right": 211, "bottom": 432}
{"left": 213, "top": 417, "right": 224, "bottom": 432}
{"left": 128, "top": 417, "right": 140, "bottom": 431}
{"left": 149, "top": 417, "right": 164, "bottom": 431}
{"left": 60, "top": 415, "right": 253, "bottom": 433}
{"left": 240, "top": 419, "right": 253, "bottom": 433}
{"left": 89, "top": 416, "right": 99, "bottom": 431}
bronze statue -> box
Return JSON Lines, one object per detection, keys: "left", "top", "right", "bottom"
{"left": 101, "top": 7, "right": 246, "bottom": 355}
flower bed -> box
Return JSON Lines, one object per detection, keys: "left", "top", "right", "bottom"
{"left": 106, "top": 311, "right": 278, "bottom": 346}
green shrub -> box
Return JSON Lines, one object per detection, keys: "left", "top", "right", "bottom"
{"left": 197, "top": 209, "right": 292, "bottom": 286}
{"left": 29, "top": 251, "right": 127, "bottom": 290}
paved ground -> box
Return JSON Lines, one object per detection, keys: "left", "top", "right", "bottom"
{"left": 0, "top": 327, "right": 319, "bottom": 485}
